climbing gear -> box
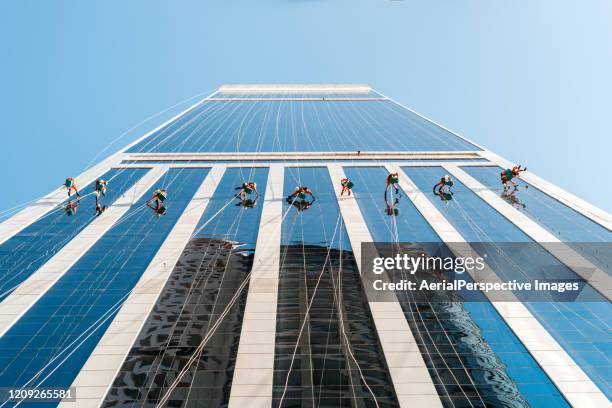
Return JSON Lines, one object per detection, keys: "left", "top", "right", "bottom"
{"left": 148, "top": 189, "right": 167, "bottom": 204}
{"left": 95, "top": 180, "right": 107, "bottom": 193}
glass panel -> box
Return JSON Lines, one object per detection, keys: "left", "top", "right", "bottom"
{"left": 0, "top": 168, "right": 148, "bottom": 302}
{"left": 274, "top": 167, "right": 398, "bottom": 407}
{"left": 344, "top": 166, "right": 567, "bottom": 407}
{"left": 102, "top": 168, "right": 268, "bottom": 407}
{"left": 404, "top": 166, "right": 612, "bottom": 399}
{"left": 127, "top": 99, "right": 480, "bottom": 153}
{"left": 462, "top": 166, "right": 612, "bottom": 274}
{"left": 0, "top": 168, "right": 209, "bottom": 391}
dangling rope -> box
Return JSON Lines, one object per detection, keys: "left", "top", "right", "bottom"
{"left": 0, "top": 288, "right": 131, "bottom": 408}
{"left": 331, "top": 217, "right": 380, "bottom": 407}
{"left": 1, "top": 173, "right": 202, "bottom": 400}
{"left": 82, "top": 88, "right": 217, "bottom": 172}
{"left": 277, "top": 212, "right": 342, "bottom": 407}
{"left": 146, "top": 182, "right": 249, "bottom": 403}
{"left": 155, "top": 190, "right": 301, "bottom": 407}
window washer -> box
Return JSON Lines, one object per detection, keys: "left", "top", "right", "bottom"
{"left": 147, "top": 188, "right": 167, "bottom": 206}
{"left": 501, "top": 165, "right": 526, "bottom": 191}
{"left": 433, "top": 175, "right": 454, "bottom": 195}
{"left": 65, "top": 199, "right": 79, "bottom": 216}
{"left": 236, "top": 182, "right": 258, "bottom": 197}
{"left": 287, "top": 186, "right": 315, "bottom": 203}
{"left": 94, "top": 179, "right": 108, "bottom": 202}
{"left": 287, "top": 186, "right": 316, "bottom": 211}
{"left": 386, "top": 172, "right": 399, "bottom": 194}
{"left": 340, "top": 178, "right": 353, "bottom": 196}
{"left": 235, "top": 182, "right": 259, "bottom": 208}
{"left": 64, "top": 177, "right": 80, "bottom": 197}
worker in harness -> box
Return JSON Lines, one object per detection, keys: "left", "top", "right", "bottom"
{"left": 64, "top": 177, "right": 80, "bottom": 197}
{"left": 287, "top": 186, "right": 315, "bottom": 203}
{"left": 235, "top": 182, "right": 259, "bottom": 208}
{"left": 386, "top": 172, "right": 399, "bottom": 194}
{"left": 501, "top": 165, "right": 527, "bottom": 191}
{"left": 236, "top": 182, "right": 258, "bottom": 197}
{"left": 287, "top": 186, "right": 316, "bottom": 211}
{"left": 147, "top": 188, "right": 167, "bottom": 206}
{"left": 433, "top": 175, "right": 454, "bottom": 195}
{"left": 94, "top": 179, "right": 108, "bottom": 202}
{"left": 146, "top": 188, "right": 167, "bottom": 217}
{"left": 340, "top": 178, "right": 353, "bottom": 196}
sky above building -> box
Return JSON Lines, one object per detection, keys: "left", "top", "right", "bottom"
{"left": 1, "top": 0, "right": 611, "bottom": 212}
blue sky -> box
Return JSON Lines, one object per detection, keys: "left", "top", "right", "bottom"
{"left": 1, "top": 0, "right": 611, "bottom": 213}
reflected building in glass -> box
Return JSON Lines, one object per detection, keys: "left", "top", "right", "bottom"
{"left": 0, "top": 85, "right": 610, "bottom": 408}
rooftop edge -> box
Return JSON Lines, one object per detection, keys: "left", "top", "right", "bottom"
{"left": 218, "top": 84, "right": 372, "bottom": 93}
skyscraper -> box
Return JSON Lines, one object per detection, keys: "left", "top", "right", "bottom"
{"left": 0, "top": 84, "right": 609, "bottom": 408}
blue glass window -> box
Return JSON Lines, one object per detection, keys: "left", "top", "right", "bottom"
{"left": 101, "top": 168, "right": 268, "bottom": 407}
{"left": 404, "top": 166, "right": 612, "bottom": 399}
{"left": 0, "top": 168, "right": 208, "bottom": 391}
{"left": 127, "top": 99, "right": 480, "bottom": 153}
{"left": 462, "top": 166, "right": 612, "bottom": 274}
{"left": 344, "top": 166, "right": 568, "bottom": 407}
{"left": 0, "top": 168, "right": 148, "bottom": 302}
{"left": 274, "top": 167, "right": 398, "bottom": 407}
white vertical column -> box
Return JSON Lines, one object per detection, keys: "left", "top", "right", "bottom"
{"left": 228, "top": 164, "right": 284, "bottom": 408}
{"left": 327, "top": 164, "right": 443, "bottom": 408}
{"left": 479, "top": 150, "right": 612, "bottom": 230}
{"left": 59, "top": 165, "right": 226, "bottom": 408}
{"left": 389, "top": 164, "right": 608, "bottom": 407}
{"left": 0, "top": 166, "right": 168, "bottom": 337}
{"left": 444, "top": 165, "right": 611, "bottom": 300}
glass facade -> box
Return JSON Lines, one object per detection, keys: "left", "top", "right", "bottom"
{"left": 127, "top": 98, "right": 480, "bottom": 153}
{"left": 102, "top": 168, "right": 268, "bottom": 407}
{"left": 274, "top": 167, "right": 398, "bottom": 407}
{"left": 404, "top": 166, "right": 611, "bottom": 399}
{"left": 1, "top": 86, "right": 610, "bottom": 407}
{"left": 0, "top": 168, "right": 208, "bottom": 393}
{"left": 0, "top": 168, "right": 148, "bottom": 302}
{"left": 462, "top": 166, "right": 612, "bottom": 274}
{"left": 344, "top": 166, "right": 568, "bottom": 407}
